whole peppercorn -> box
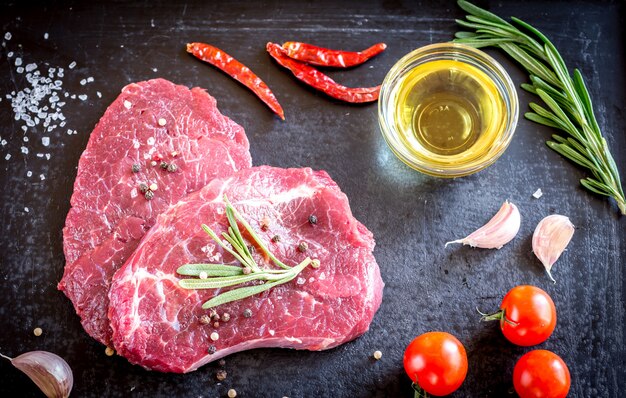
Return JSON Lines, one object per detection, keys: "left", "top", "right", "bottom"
{"left": 160, "top": 161, "right": 169, "bottom": 170}
{"left": 131, "top": 163, "right": 140, "bottom": 173}
{"left": 308, "top": 214, "right": 318, "bottom": 225}
{"left": 139, "top": 183, "right": 149, "bottom": 193}
{"left": 167, "top": 163, "right": 177, "bottom": 172}
{"left": 144, "top": 190, "right": 155, "bottom": 200}
{"left": 243, "top": 308, "right": 252, "bottom": 318}
{"left": 207, "top": 345, "right": 216, "bottom": 355}
{"left": 298, "top": 242, "right": 308, "bottom": 252}
{"left": 222, "top": 313, "right": 231, "bottom": 322}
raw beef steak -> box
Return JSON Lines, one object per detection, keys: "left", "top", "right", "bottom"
{"left": 108, "top": 166, "right": 383, "bottom": 373}
{"left": 59, "top": 78, "right": 251, "bottom": 346}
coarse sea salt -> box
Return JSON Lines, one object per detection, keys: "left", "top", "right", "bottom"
{"left": 24, "top": 207, "right": 29, "bottom": 212}
{"left": 44, "top": 33, "right": 49, "bottom": 40}
{"left": 5, "top": 153, "right": 11, "bottom": 160}
{"left": 26, "top": 171, "right": 32, "bottom": 177}
{"left": 42, "top": 137, "right": 50, "bottom": 146}
{"left": 4, "top": 32, "right": 11, "bottom": 40}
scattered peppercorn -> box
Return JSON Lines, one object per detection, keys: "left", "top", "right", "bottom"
{"left": 213, "top": 322, "right": 220, "bottom": 328}
{"left": 271, "top": 235, "right": 281, "bottom": 243}
{"left": 131, "top": 163, "right": 140, "bottom": 173}
{"left": 199, "top": 314, "right": 211, "bottom": 325}
{"left": 373, "top": 350, "right": 383, "bottom": 360}
{"left": 105, "top": 347, "right": 115, "bottom": 356}
{"left": 218, "top": 359, "right": 226, "bottom": 366}
{"left": 243, "top": 308, "right": 252, "bottom": 318}
{"left": 311, "top": 259, "right": 321, "bottom": 269}
{"left": 298, "top": 242, "right": 308, "bottom": 252}
{"left": 139, "top": 183, "right": 149, "bottom": 193}
{"left": 228, "top": 389, "right": 237, "bottom": 398}
{"left": 207, "top": 345, "right": 217, "bottom": 354}
{"left": 145, "top": 190, "right": 154, "bottom": 200}
{"left": 308, "top": 214, "right": 318, "bottom": 225}
{"left": 222, "top": 313, "right": 231, "bottom": 322}
{"left": 167, "top": 163, "right": 177, "bottom": 172}
{"left": 216, "top": 369, "right": 228, "bottom": 381}
{"left": 160, "top": 161, "right": 169, "bottom": 170}
{"left": 33, "top": 327, "right": 43, "bottom": 337}
{"left": 247, "top": 245, "right": 256, "bottom": 253}
{"left": 211, "top": 312, "right": 221, "bottom": 322}
{"left": 260, "top": 216, "right": 270, "bottom": 231}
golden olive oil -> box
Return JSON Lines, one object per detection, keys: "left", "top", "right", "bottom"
{"left": 392, "top": 59, "right": 507, "bottom": 164}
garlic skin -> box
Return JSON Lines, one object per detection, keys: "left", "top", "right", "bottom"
{"left": 532, "top": 214, "right": 575, "bottom": 283}
{"left": 1, "top": 351, "right": 73, "bottom": 398}
{"left": 446, "top": 201, "right": 521, "bottom": 249}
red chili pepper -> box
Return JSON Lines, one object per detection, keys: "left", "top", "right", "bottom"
{"left": 186, "top": 42, "right": 285, "bottom": 120}
{"left": 266, "top": 42, "right": 380, "bottom": 103}
{"left": 282, "top": 42, "right": 387, "bottom": 68}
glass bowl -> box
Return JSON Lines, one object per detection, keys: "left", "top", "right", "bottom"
{"left": 378, "top": 42, "right": 519, "bottom": 177}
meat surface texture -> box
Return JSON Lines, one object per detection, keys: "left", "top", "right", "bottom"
{"left": 59, "top": 78, "right": 252, "bottom": 346}
{"left": 108, "top": 166, "right": 384, "bottom": 373}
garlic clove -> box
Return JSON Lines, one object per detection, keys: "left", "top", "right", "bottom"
{"left": 532, "top": 214, "right": 575, "bottom": 283}
{"left": 1, "top": 350, "right": 73, "bottom": 398}
{"left": 445, "top": 201, "right": 521, "bottom": 249}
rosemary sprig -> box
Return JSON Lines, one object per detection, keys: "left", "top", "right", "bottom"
{"left": 454, "top": 0, "right": 626, "bottom": 215}
{"left": 177, "top": 195, "right": 319, "bottom": 309}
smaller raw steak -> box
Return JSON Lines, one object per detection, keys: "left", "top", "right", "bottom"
{"left": 59, "top": 79, "right": 251, "bottom": 346}
{"left": 108, "top": 166, "right": 383, "bottom": 373}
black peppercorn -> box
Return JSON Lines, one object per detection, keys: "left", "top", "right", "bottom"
{"left": 298, "top": 242, "right": 308, "bottom": 252}
{"left": 207, "top": 345, "right": 217, "bottom": 354}
{"left": 131, "top": 163, "right": 140, "bottom": 173}
{"left": 308, "top": 214, "right": 318, "bottom": 225}
{"left": 271, "top": 235, "right": 281, "bottom": 243}
{"left": 145, "top": 190, "right": 154, "bottom": 200}
{"left": 139, "top": 183, "right": 149, "bottom": 193}
{"left": 159, "top": 161, "right": 169, "bottom": 170}
{"left": 167, "top": 163, "right": 177, "bottom": 172}
{"left": 243, "top": 309, "right": 252, "bottom": 318}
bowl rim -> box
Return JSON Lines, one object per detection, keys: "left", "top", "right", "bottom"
{"left": 378, "top": 42, "right": 519, "bottom": 178}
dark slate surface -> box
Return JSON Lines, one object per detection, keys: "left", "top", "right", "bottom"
{"left": 0, "top": 1, "right": 624, "bottom": 397}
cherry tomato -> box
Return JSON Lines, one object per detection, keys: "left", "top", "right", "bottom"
{"left": 403, "top": 331, "right": 468, "bottom": 396}
{"left": 490, "top": 285, "right": 556, "bottom": 346}
{"left": 513, "top": 350, "right": 571, "bottom": 398}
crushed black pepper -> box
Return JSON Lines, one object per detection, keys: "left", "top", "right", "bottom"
{"left": 243, "top": 309, "right": 252, "bottom": 318}
{"left": 139, "top": 183, "right": 149, "bottom": 193}
{"left": 131, "top": 163, "right": 140, "bottom": 173}
{"left": 298, "top": 242, "right": 308, "bottom": 252}
{"left": 144, "top": 190, "right": 154, "bottom": 200}
{"left": 308, "top": 214, "right": 318, "bottom": 225}
{"left": 207, "top": 345, "right": 217, "bottom": 354}
{"left": 271, "top": 235, "right": 281, "bottom": 243}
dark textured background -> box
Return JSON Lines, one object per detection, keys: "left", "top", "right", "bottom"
{"left": 0, "top": 1, "right": 624, "bottom": 397}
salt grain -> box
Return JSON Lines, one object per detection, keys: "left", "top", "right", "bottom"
{"left": 97, "top": 91, "right": 102, "bottom": 98}
{"left": 39, "top": 174, "right": 45, "bottom": 180}
{"left": 124, "top": 100, "right": 132, "bottom": 109}
{"left": 532, "top": 188, "right": 543, "bottom": 199}
{"left": 7, "top": 51, "right": 13, "bottom": 57}
{"left": 1, "top": 139, "right": 6, "bottom": 146}
{"left": 5, "top": 154, "right": 11, "bottom": 160}
{"left": 4, "top": 32, "right": 11, "bottom": 40}
{"left": 80, "top": 78, "right": 86, "bottom": 85}
{"left": 14, "top": 57, "right": 22, "bottom": 66}
{"left": 23, "top": 136, "right": 29, "bottom": 142}
{"left": 21, "top": 146, "right": 28, "bottom": 154}
{"left": 157, "top": 118, "right": 166, "bottom": 126}
{"left": 16, "top": 66, "right": 24, "bottom": 73}
{"left": 25, "top": 63, "right": 37, "bottom": 72}
{"left": 24, "top": 207, "right": 30, "bottom": 213}
{"left": 87, "top": 76, "right": 94, "bottom": 83}
{"left": 69, "top": 61, "right": 76, "bottom": 69}
{"left": 44, "top": 32, "right": 49, "bottom": 40}
{"left": 42, "top": 136, "right": 50, "bottom": 146}
{"left": 296, "top": 277, "right": 305, "bottom": 285}
{"left": 26, "top": 171, "right": 32, "bottom": 177}
{"left": 78, "top": 94, "right": 87, "bottom": 101}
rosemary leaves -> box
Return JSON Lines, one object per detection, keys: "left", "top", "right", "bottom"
{"left": 454, "top": 0, "right": 626, "bottom": 215}
{"left": 177, "top": 196, "right": 318, "bottom": 309}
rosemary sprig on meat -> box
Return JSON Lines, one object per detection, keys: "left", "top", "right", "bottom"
{"left": 177, "top": 196, "right": 319, "bottom": 309}
{"left": 454, "top": 0, "right": 626, "bottom": 215}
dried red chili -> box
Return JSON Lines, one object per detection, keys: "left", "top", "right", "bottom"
{"left": 282, "top": 42, "right": 386, "bottom": 68}
{"left": 266, "top": 42, "right": 380, "bottom": 103}
{"left": 186, "top": 42, "right": 285, "bottom": 120}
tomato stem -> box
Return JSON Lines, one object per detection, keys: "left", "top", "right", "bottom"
{"left": 411, "top": 382, "right": 430, "bottom": 398}
{"left": 477, "top": 308, "right": 518, "bottom": 326}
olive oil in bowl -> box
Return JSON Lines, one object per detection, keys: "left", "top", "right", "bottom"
{"left": 379, "top": 43, "right": 518, "bottom": 177}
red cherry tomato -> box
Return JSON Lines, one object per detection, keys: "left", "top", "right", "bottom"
{"left": 403, "top": 331, "right": 468, "bottom": 396}
{"left": 488, "top": 285, "right": 556, "bottom": 346}
{"left": 513, "top": 350, "right": 571, "bottom": 398}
